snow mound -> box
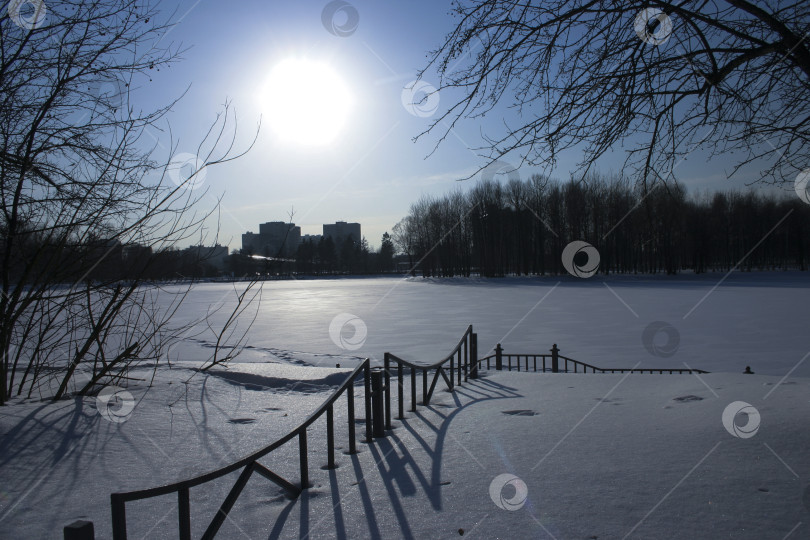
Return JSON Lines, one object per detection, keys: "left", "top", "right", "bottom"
{"left": 205, "top": 363, "right": 352, "bottom": 393}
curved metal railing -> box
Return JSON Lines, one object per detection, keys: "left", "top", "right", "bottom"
{"left": 110, "top": 359, "right": 372, "bottom": 540}
{"left": 382, "top": 325, "right": 478, "bottom": 424}
{"left": 108, "top": 329, "right": 707, "bottom": 539}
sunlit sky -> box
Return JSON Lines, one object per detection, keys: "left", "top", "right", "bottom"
{"left": 140, "top": 0, "right": 782, "bottom": 252}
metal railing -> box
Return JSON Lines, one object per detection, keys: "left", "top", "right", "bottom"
{"left": 478, "top": 343, "right": 708, "bottom": 374}
{"left": 382, "top": 325, "right": 478, "bottom": 425}
{"left": 101, "top": 328, "right": 706, "bottom": 540}
{"left": 109, "top": 359, "right": 372, "bottom": 540}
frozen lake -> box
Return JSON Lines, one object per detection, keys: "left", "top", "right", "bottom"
{"left": 174, "top": 272, "right": 810, "bottom": 377}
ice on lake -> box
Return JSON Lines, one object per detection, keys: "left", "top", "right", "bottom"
{"left": 176, "top": 272, "right": 810, "bottom": 377}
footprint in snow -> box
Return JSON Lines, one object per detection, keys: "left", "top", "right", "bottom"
{"left": 673, "top": 395, "right": 704, "bottom": 402}
{"left": 229, "top": 418, "right": 256, "bottom": 424}
{"left": 502, "top": 409, "right": 538, "bottom": 416}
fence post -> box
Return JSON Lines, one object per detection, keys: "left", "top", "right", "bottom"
{"left": 370, "top": 368, "right": 385, "bottom": 438}
{"left": 410, "top": 368, "right": 417, "bottom": 412}
{"left": 495, "top": 343, "right": 503, "bottom": 370}
{"left": 397, "top": 362, "right": 404, "bottom": 420}
{"left": 326, "top": 404, "right": 335, "bottom": 469}
{"left": 470, "top": 333, "right": 478, "bottom": 379}
{"left": 463, "top": 338, "right": 468, "bottom": 383}
{"left": 363, "top": 362, "right": 372, "bottom": 443}
{"left": 551, "top": 343, "right": 559, "bottom": 373}
{"left": 64, "top": 521, "right": 94, "bottom": 540}
{"left": 111, "top": 494, "right": 126, "bottom": 540}
{"left": 383, "top": 355, "right": 392, "bottom": 430}
{"left": 178, "top": 487, "right": 191, "bottom": 540}
{"left": 347, "top": 382, "right": 357, "bottom": 454}
{"left": 299, "top": 430, "right": 309, "bottom": 488}
{"left": 422, "top": 369, "right": 427, "bottom": 404}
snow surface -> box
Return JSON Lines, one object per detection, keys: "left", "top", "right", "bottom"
{"left": 170, "top": 272, "right": 810, "bottom": 376}
{"left": 1, "top": 273, "right": 809, "bottom": 539}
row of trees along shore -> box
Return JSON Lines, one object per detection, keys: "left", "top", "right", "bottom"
{"left": 392, "top": 174, "right": 810, "bottom": 278}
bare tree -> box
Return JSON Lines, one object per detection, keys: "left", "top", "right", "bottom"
{"left": 0, "top": 1, "right": 257, "bottom": 403}
{"left": 419, "top": 1, "right": 810, "bottom": 187}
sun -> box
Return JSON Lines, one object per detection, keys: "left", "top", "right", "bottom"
{"left": 261, "top": 58, "right": 353, "bottom": 146}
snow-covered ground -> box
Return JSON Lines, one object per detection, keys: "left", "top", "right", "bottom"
{"left": 1, "top": 273, "right": 809, "bottom": 538}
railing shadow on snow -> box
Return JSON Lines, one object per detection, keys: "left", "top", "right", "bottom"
{"left": 268, "top": 329, "right": 523, "bottom": 539}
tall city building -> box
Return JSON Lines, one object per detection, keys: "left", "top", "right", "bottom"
{"left": 323, "top": 221, "right": 361, "bottom": 245}
{"left": 242, "top": 221, "right": 301, "bottom": 257}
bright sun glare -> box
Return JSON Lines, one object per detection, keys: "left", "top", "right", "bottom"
{"left": 262, "top": 58, "right": 353, "bottom": 146}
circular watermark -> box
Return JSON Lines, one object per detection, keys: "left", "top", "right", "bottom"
{"left": 722, "top": 401, "right": 760, "bottom": 439}
{"left": 634, "top": 8, "right": 672, "bottom": 46}
{"left": 96, "top": 386, "right": 135, "bottom": 423}
{"left": 561, "top": 240, "right": 600, "bottom": 278}
{"left": 167, "top": 152, "right": 207, "bottom": 191}
{"left": 321, "top": 0, "right": 359, "bottom": 37}
{"left": 401, "top": 80, "right": 440, "bottom": 118}
{"left": 481, "top": 161, "right": 520, "bottom": 183}
{"left": 6, "top": 0, "right": 47, "bottom": 30}
{"left": 642, "top": 321, "right": 680, "bottom": 358}
{"left": 489, "top": 473, "right": 528, "bottom": 511}
{"left": 329, "top": 313, "right": 367, "bottom": 351}
{"left": 794, "top": 169, "right": 810, "bottom": 205}
{"left": 88, "top": 75, "right": 126, "bottom": 111}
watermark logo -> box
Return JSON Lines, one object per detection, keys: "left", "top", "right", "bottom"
{"left": 489, "top": 473, "right": 528, "bottom": 511}
{"left": 722, "top": 401, "right": 760, "bottom": 439}
{"left": 481, "top": 161, "right": 520, "bottom": 183}
{"left": 561, "top": 240, "right": 600, "bottom": 278}
{"left": 329, "top": 313, "right": 367, "bottom": 351}
{"left": 642, "top": 321, "right": 680, "bottom": 358}
{"left": 401, "top": 80, "right": 440, "bottom": 118}
{"left": 6, "top": 0, "right": 47, "bottom": 30}
{"left": 321, "top": 1, "right": 359, "bottom": 37}
{"left": 88, "top": 75, "right": 126, "bottom": 111}
{"left": 795, "top": 169, "right": 810, "bottom": 205}
{"left": 634, "top": 8, "right": 672, "bottom": 46}
{"left": 167, "top": 152, "right": 207, "bottom": 191}
{"left": 96, "top": 386, "right": 135, "bottom": 423}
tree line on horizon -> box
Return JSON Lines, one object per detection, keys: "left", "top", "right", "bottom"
{"left": 391, "top": 173, "right": 810, "bottom": 277}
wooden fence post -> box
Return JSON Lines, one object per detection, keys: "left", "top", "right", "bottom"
{"left": 495, "top": 343, "right": 503, "bottom": 370}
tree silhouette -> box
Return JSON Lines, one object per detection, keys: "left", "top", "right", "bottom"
{"left": 420, "top": 1, "right": 810, "bottom": 187}
{"left": 0, "top": 1, "right": 256, "bottom": 403}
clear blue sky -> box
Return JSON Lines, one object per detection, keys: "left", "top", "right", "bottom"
{"left": 138, "top": 0, "right": 780, "bottom": 252}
